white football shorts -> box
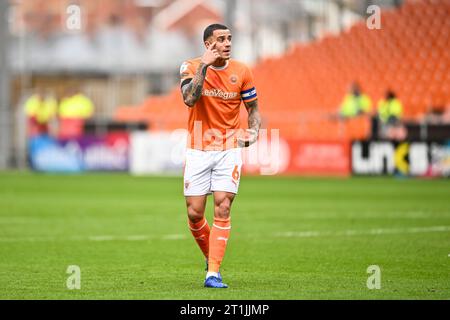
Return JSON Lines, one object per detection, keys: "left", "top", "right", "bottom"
{"left": 183, "top": 148, "right": 243, "bottom": 196}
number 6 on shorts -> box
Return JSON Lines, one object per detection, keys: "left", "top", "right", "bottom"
{"left": 232, "top": 165, "right": 240, "bottom": 181}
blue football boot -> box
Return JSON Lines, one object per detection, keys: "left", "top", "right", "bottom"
{"left": 204, "top": 275, "right": 228, "bottom": 288}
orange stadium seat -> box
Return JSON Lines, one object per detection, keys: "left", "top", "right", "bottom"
{"left": 115, "top": 0, "right": 450, "bottom": 141}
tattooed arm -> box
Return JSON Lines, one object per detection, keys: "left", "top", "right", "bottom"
{"left": 238, "top": 99, "right": 262, "bottom": 148}
{"left": 182, "top": 42, "right": 220, "bottom": 107}
{"left": 181, "top": 63, "right": 208, "bottom": 107}
{"left": 245, "top": 99, "right": 261, "bottom": 133}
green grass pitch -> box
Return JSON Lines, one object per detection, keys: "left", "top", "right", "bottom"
{"left": 0, "top": 171, "right": 449, "bottom": 299}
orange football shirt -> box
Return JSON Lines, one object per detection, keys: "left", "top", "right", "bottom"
{"left": 180, "top": 58, "right": 257, "bottom": 151}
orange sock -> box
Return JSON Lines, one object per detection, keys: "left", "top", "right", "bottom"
{"left": 208, "top": 217, "right": 231, "bottom": 273}
{"left": 188, "top": 217, "right": 210, "bottom": 258}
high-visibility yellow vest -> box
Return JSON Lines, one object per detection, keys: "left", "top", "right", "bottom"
{"left": 377, "top": 98, "right": 403, "bottom": 123}
{"left": 24, "top": 94, "right": 57, "bottom": 124}
{"left": 59, "top": 94, "right": 94, "bottom": 119}
{"left": 340, "top": 94, "right": 372, "bottom": 117}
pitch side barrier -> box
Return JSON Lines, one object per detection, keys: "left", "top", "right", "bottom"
{"left": 26, "top": 131, "right": 450, "bottom": 178}
{"left": 351, "top": 140, "right": 450, "bottom": 177}
{"left": 27, "top": 133, "right": 130, "bottom": 173}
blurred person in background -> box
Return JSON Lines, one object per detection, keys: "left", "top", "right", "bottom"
{"left": 24, "top": 88, "right": 58, "bottom": 138}
{"left": 58, "top": 87, "right": 94, "bottom": 139}
{"left": 339, "top": 82, "right": 372, "bottom": 119}
{"left": 377, "top": 90, "right": 406, "bottom": 140}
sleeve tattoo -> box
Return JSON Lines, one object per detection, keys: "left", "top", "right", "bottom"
{"left": 245, "top": 99, "right": 262, "bottom": 132}
{"left": 181, "top": 63, "right": 208, "bottom": 107}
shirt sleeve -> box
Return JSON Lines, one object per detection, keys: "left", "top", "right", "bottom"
{"left": 179, "top": 61, "right": 196, "bottom": 88}
{"left": 241, "top": 65, "right": 258, "bottom": 103}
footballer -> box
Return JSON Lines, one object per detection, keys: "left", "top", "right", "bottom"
{"left": 180, "top": 24, "right": 262, "bottom": 288}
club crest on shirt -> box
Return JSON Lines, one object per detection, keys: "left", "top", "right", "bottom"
{"left": 229, "top": 74, "right": 238, "bottom": 84}
{"left": 185, "top": 181, "right": 190, "bottom": 189}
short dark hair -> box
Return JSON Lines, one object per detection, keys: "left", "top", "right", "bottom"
{"left": 203, "top": 24, "right": 229, "bottom": 42}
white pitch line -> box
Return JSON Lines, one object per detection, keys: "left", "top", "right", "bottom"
{"left": 89, "top": 236, "right": 116, "bottom": 241}
{"left": 0, "top": 234, "right": 187, "bottom": 242}
{"left": 275, "top": 226, "right": 450, "bottom": 238}
{"left": 162, "top": 234, "right": 187, "bottom": 240}
{"left": 124, "top": 235, "right": 152, "bottom": 241}
{"left": 89, "top": 234, "right": 187, "bottom": 241}
{"left": 0, "top": 226, "right": 449, "bottom": 243}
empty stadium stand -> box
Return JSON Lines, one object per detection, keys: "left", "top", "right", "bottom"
{"left": 115, "top": 0, "right": 450, "bottom": 141}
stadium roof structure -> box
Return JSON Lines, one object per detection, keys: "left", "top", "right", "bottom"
{"left": 153, "top": 0, "right": 222, "bottom": 32}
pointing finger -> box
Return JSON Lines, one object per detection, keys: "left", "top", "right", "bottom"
{"left": 209, "top": 41, "right": 217, "bottom": 50}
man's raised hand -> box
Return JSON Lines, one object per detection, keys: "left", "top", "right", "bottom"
{"left": 201, "top": 42, "right": 220, "bottom": 66}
